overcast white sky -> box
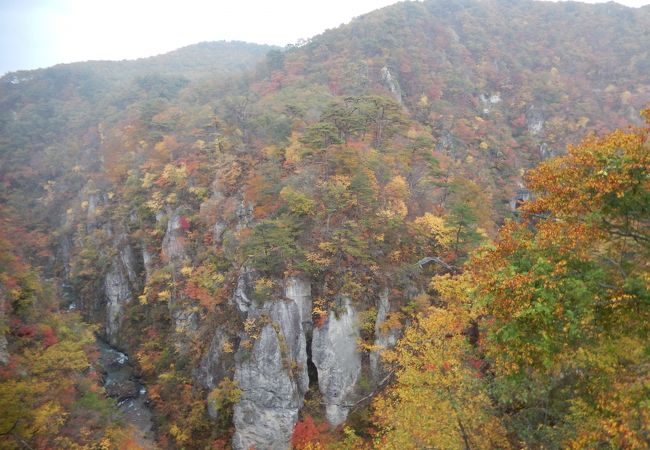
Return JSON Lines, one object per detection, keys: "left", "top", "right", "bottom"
{"left": 1, "top": 0, "right": 648, "bottom": 76}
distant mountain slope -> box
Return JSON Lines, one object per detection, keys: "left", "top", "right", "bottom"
{"left": 3, "top": 40, "right": 276, "bottom": 84}
{"left": 0, "top": 40, "right": 274, "bottom": 213}
{"left": 194, "top": 0, "right": 649, "bottom": 215}
{"left": 290, "top": 0, "right": 650, "bottom": 152}
{"left": 0, "top": 39, "right": 275, "bottom": 142}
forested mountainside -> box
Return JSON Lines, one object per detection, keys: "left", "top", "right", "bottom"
{"left": 0, "top": 0, "right": 648, "bottom": 448}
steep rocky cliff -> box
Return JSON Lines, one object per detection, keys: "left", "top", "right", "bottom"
{"left": 232, "top": 290, "right": 309, "bottom": 449}
{"left": 312, "top": 298, "right": 362, "bottom": 426}
{"left": 370, "top": 288, "right": 398, "bottom": 382}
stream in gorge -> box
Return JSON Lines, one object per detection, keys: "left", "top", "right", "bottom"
{"left": 62, "top": 283, "right": 156, "bottom": 447}
{"left": 96, "top": 338, "right": 155, "bottom": 447}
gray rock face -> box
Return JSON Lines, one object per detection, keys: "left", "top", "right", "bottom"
{"left": 436, "top": 129, "right": 456, "bottom": 157}
{"left": 380, "top": 66, "right": 403, "bottom": 105}
{"left": 142, "top": 246, "right": 154, "bottom": 282}
{"left": 119, "top": 241, "right": 140, "bottom": 290}
{"left": 105, "top": 259, "right": 133, "bottom": 346}
{"left": 285, "top": 276, "right": 312, "bottom": 333}
{"left": 209, "top": 189, "right": 228, "bottom": 244}
{"left": 167, "top": 286, "right": 199, "bottom": 355}
{"left": 197, "top": 329, "right": 237, "bottom": 418}
{"left": 197, "top": 328, "right": 233, "bottom": 391}
{"left": 159, "top": 208, "right": 200, "bottom": 352}
{"left": 213, "top": 221, "right": 227, "bottom": 245}
{"left": 162, "top": 209, "right": 186, "bottom": 262}
{"left": 170, "top": 305, "right": 199, "bottom": 338}
{"left": 235, "top": 198, "right": 254, "bottom": 231}
{"left": 509, "top": 188, "right": 532, "bottom": 212}
{"left": 232, "top": 298, "right": 309, "bottom": 450}
{"left": 81, "top": 190, "right": 136, "bottom": 346}
{"left": 370, "top": 288, "right": 398, "bottom": 382}
{"left": 0, "top": 332, "right": 8, "bottom": 365}
{"left": 86, "top": 192, "right": 102, "bottom": 227}
{"left": 232, "top": 267, "right": 255, "bottom": 314}
{"left": 312, "top": 298, "right": 361, "bottom": 426}
{"left": 526, "top": 105, "right": 545, "bottom": 135}
{"left": 479, "top": 92, "right": 502, "bottom": 115}
{"left": 87, "top": 192, "right": 99, "bottom": 216}
{"left": 0, "top": 291, "right": 8, "bottom": 364}
{"left": 84, "top": 191, "right": 112, "bottom": 231}
{"left": 539, "top": 142, "right": 559, "bottom": 160}
{"left": 58, "top": 233, "right": 72, "bottom": 280}
{"left": 539, "top": 142, "right": 550, "bottom": 159}
{"left": 103, "top": 234, "right": 140, "bottom": 347}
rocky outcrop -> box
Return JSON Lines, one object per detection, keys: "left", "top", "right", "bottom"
{"left": 86, "top": 192, "right": 101, "bottom": 222}
{"left": 526, "top": 105, "right": 545, "bottom": 135}
{"left": 232, "top": 267, "right": 255, "bottom": 314}
{"left": 104, "top": 233, "right": 140, "bottom": 347}
{"left": 118, "top": 240, "right": 140, "bottom": 289}
{"left": 370, "top": 288, "right": 398, "bottom": 382}
{"left": 285, "top": 276, "right": 312, "bottom": 333}
{"left": 0, "top": 292, "right": 8, "bottom": 364}
{"left": 196, "top": 328, "right": 238, "bottom": 418}
{"left": 161, "top": 208, "right": 186, "bottom": 262}
{"left": 213, "top": 221, "right": 227, "bottom": 245}
{"left": 202, "top": 184, "right": 253, "bottom": 245}
{"left": 509, "top": 188, "right": 532, "bottom": 212}
{"left": 479, "top": 92, "right": 502, "bottom": 115}
{"left": 539, "top": 142, "right": 559, "bottom": 160}
{"left": 160, "top": 208, "right": 200, "bottom": 352}
{"left": 380, "top": 66, "right": 403, "bottom": 105}
{"left": 142, "top": 246, "right": 154, "bottom": 282}
{"left": 206, "top": 188, "right": 227, "bottom": 244}
{"left": 235, "top": 197, "right": 254, "bottom": 231}
{"left": 58, "top": 233, "right": 73, "bottom": 280}
{"left": 232, "top": 297, "right": 309, "bottom": 450}
{"left": 0, "top": 332, "right": 8, "bottom": 365}
{"left": 197, "top": 329, "right": 234, "bottom": 387}
{"left": 104, "top": 258, "right": 133, "bottom": 347}
{"left": 101, "top": 362, "right": 137, "bottom": 402}
{"left": 84, "top": 191, "right": 107, "bottom": 232}
{"left": 312, "top": 298, "right": 361, "bottom": 426}
{"left": 170, "top": 305, "right": 199, "bottom": 340}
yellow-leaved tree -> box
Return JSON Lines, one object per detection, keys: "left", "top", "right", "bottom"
{"left": 371, "top": 274, "right": 510, "bottom": 450}
{"left": 370, "top": 106, "right": 649, "bottom": 449}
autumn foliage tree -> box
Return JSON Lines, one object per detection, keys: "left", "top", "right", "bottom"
{"left": 372, "top": 274, "right": 510, "bottom": 450}
{"left": 371, "top": 107, "right": 649, "bottom": 449}
{"left": 0, "top": 205, "right": 134, "bottom": 449}
{"left": 471, "top": 107, "right": 649, "bottom": 448}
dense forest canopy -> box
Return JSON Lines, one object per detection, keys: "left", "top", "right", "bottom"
{"left": 0, "top": 0, "right": 648, "bottom": 449}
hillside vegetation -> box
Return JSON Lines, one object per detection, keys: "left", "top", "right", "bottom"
{"left": 0, "top": 0, "right": 648, "bottom": 448}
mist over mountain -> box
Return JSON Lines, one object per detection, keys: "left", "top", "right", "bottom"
{"left": 1, "top": 1, "right": 648, "bottom": 448}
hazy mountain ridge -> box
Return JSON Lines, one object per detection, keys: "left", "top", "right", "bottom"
{"left": 2, "top": 40, "right": 277, "bottom": 82}
{"left": 0, "top": 40, "right": 275, "bottom": 154}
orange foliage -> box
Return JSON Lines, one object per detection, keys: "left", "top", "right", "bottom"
{"left": 184, "top": 281, "right": 217, "bottom": 310}
{"left": 292, "top": 415, "right": 329, "bottom": 449}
